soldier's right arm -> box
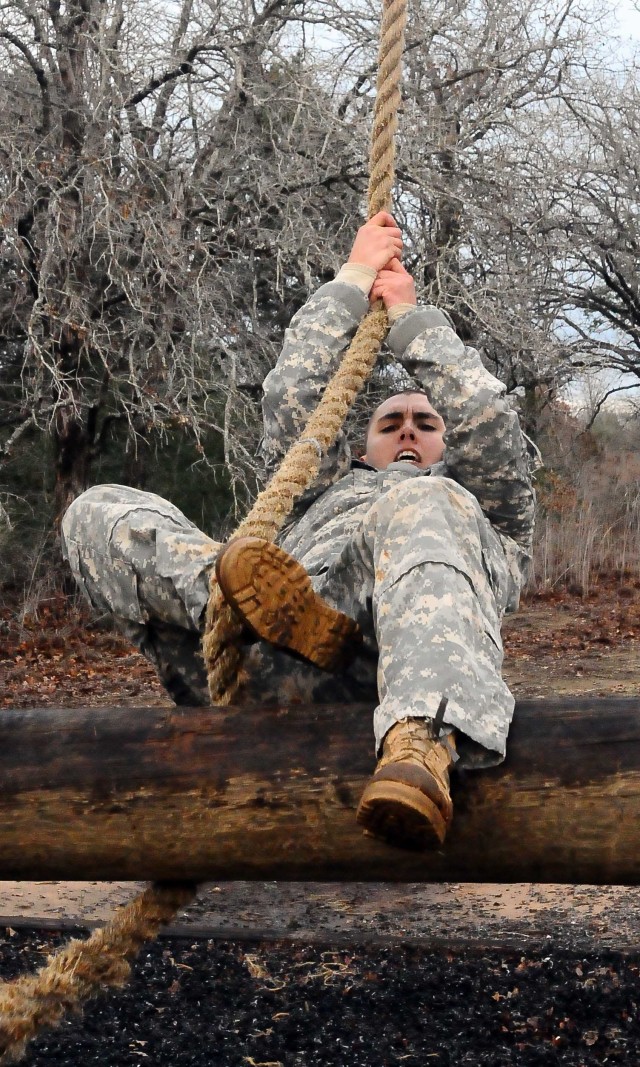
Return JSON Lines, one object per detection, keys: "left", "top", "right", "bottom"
{"left": 371, "top": 256, "right": 535, "bottom": 560}
{"left": 260, "top": 212, "right": 404, "bottom": 503}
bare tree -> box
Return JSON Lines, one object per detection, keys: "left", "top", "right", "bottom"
{"left": 549, "top": 63, "right": 640, "bottom": 384}
{"left": 363, "top": 0, "right": 604, "bottom": 433}
{"left": 0, "top": 0, "right": 635, "bottom": 548}
{"left": 0, "top": 0, "right": 364, "bottom": 527}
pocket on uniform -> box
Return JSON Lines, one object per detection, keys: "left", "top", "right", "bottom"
{"left": 156, "top": 529, "right": 220, "bottom": 628}
{"left": 377, "top": 536, "right": 479, "bottom": 593}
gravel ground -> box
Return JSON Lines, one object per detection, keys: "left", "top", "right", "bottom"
{"left": 2, "top": 928, "right": 639, "bottom": 1066}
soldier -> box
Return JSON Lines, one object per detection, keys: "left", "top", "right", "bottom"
{"left": 62, "top": 211, "right": 535, "bottom": 850}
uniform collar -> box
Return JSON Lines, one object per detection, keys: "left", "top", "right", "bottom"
{"left": 350, "top": 458, "right": 435, "bottom": 475}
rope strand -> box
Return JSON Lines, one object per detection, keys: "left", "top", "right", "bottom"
{"left": 0, "top": 883, "right": 196, "bottom": 1063}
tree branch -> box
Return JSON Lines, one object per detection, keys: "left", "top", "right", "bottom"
{"left": 0, "top": 30, "right": 51, "bottom": 133}
{"left": 582, "top": 382, "right": 640, "bottom": 432}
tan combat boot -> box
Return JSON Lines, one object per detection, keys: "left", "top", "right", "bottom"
{"left": 215, "top": 537, "right": 362, "bottom": 670}
{"left": 356, "top": 718, "right": 456, "bottom": 850}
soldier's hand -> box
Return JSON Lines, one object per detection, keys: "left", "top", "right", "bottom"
{"left": 347, "top": 211, "right": 403, "bottom": 272}
{"left": 370, "top": 257, "right": 417, "bottom": 309}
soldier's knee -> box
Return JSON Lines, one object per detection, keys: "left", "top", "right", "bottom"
{"left": 364, "top": 477, "right": 485, "bottom": 552}
{"left": 61, "top": 489, "right": 95, "bottom": 558}
{"left": 62, "top": 484, "right": 178, "bottom": 542}
{"left": 62, "top": 485, "right": 122, "bottom": 556}
{"left": 62, "top": 485, "right": 163, "bottom": 569}
{"left": 63, "top": 483, "right": 128, "bottom": 526}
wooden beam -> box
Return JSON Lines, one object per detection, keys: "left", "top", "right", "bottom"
{"left": 0, "top": 697, "right": 638, "bottom": 883}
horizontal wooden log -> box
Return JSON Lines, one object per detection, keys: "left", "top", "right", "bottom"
{"left": 0, "top": 697, "right": 638, "bottom": 883}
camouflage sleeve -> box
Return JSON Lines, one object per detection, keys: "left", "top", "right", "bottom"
{"left": 260, "top": 279, "right": 369, "bottom": 501}
{"left": 387, "top": 307, "right": 535, "bottom": 554}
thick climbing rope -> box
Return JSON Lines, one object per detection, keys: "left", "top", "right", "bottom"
{"left": 202, "top": 0, "right": 408, "bottom": 704}
{"left": 0, "top": 0, "right": 407, "bottom": 1059}
{"left": 0, "top": 884, "right": 196, "bottom": 1063}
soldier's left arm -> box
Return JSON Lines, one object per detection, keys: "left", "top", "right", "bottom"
{"left": 387, "top": 307, "right": 535, "bottom": 555}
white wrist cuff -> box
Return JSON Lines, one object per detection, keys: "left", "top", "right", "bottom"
{"left": 387, "top": 302, "right": 417, "bottom": 324}
{"left": 335, "top": 263, "right": 377, "bottom": 295}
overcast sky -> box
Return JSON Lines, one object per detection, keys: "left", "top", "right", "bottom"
{"left": 616, "top": 0, "right": 640, "bottom": 39}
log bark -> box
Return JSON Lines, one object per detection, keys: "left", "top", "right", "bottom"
{"left": 0, "top": 697, "right": 638, "bottom": 883}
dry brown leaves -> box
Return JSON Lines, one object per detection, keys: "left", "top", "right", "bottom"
{"left": 504, "top": 576, "right": 640, "bottom": 659}
{"left": 0, "top": 593, "right": 168, "bottom": 709}
{"left": 1, "top": 578, "right": 639, "bottom": 709}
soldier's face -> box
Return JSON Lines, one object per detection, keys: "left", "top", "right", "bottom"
{"left": 362, "top": 393, "right": 445, "bottom": 470}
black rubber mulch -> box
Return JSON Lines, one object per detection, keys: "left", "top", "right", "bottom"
{"left": 1, "top": 929, "right": 638, "bottom": 1066}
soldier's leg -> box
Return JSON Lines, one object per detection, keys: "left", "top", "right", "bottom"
{"left": 213, "top": 476, "right": 515, "bottom": 846}
{"left": 61, "top": 484, "right": 218, "bottom": 704}
{"left": 115, "top": 618, "right": 210, "bottom": 706}
{"left": 318, "top": 476, "right": 518, "bottom": 768}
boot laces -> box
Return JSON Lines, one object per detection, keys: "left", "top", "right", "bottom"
{"left": 380, "top": 720, "right": 456, "bottom": 785}
{"left": 383, "top": 719, "right": 442, "bottom": 765}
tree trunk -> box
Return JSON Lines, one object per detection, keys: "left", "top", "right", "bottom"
{"left": 52, "top": 411, "right": 94, "bottom": 530}
{"left": 0, "top": 697, "right": 638, "bottom": 883}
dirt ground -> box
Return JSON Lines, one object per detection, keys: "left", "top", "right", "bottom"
{"left": 3, "top": 575, "right": 640, "bottom": 708}
{"left": 502, "top": 579, "right": 640, "bottom": 700}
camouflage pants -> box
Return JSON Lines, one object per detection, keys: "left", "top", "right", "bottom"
{"left": 62, "top": 478, "right": 516, "bottom": 766}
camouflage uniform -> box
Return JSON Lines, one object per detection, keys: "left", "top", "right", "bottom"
{"left": 62, "top": 280, "right": 535, "bottom": 767}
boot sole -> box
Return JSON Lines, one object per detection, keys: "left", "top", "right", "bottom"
{"left": 215, "top": 537, "right": 361, "bottom": 671}
{"left": 356, "top": 779, "right": 448, "bottom": 850}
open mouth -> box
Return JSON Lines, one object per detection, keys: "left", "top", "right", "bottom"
{"left": 395, "top": 449, "right": 421, "bottom": 464}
